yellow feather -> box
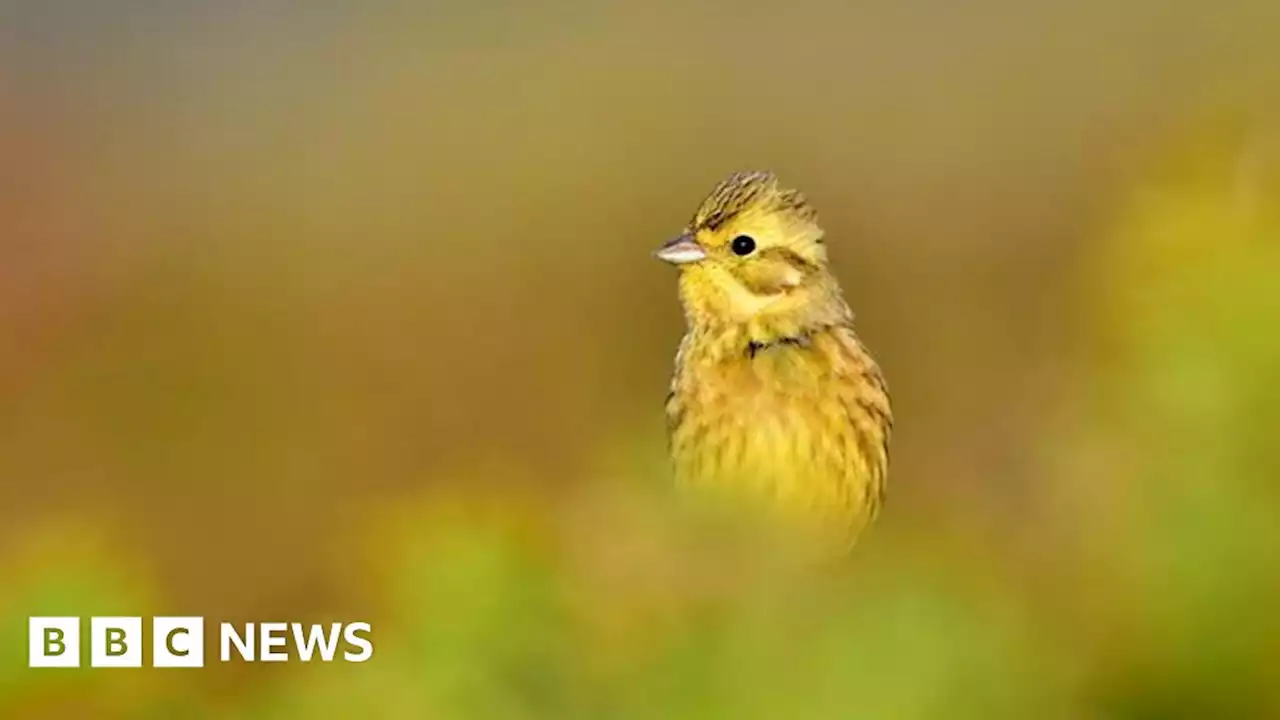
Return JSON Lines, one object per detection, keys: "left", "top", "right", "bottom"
{"left": 660, "top": 171, "right": 892, "bottom": 551}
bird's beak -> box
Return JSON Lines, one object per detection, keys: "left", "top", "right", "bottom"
{"left": 654, "top": 232, "right": 706, "bottom": 265}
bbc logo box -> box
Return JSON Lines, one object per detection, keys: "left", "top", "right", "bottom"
{"left": 28, "top": 616, "right": 205, "bottom": 668}
{"left": 28, "top": 617, "right": 80, "bottom": 668}
{"left": 29, "top": 617, "right": 371, "bottom": 667}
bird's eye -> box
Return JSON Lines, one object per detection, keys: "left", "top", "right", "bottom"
{"left": 730, "top": 235, "right": 756, "bottom": 256}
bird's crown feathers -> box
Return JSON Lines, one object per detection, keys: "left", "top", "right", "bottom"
{"left": 692, "top": 170, "right": 818, "bottom": 232}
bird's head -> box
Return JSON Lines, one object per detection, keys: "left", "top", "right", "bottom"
{"left": 657, "top": 171, "right": 846, "bottom": 336}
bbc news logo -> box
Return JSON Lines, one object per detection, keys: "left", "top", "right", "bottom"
{"left": 29, "top": 617, "right": 373, "bottom": 668}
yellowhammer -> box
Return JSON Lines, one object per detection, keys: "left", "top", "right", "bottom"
{"left": 658, "top": 170, "right": 892, "bottom": 549}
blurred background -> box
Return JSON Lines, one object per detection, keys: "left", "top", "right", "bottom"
{"left": 3, "top": 0, "right": 1280, "bottom": 717}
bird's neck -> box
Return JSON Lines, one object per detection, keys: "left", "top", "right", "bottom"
{"left": 692, "top": 292, "right": 853, "bottom": 361}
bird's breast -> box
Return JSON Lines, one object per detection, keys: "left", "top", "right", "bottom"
{"left": 667, "top": 334, "right": 884, "bottom": 537}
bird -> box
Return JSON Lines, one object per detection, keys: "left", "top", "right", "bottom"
{"left": 656, "top": 170, "right": 892, "bottom": 551}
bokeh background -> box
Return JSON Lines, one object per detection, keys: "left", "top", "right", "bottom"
{"left": 3, "top": 1, "right": 1280, "bottom": 717}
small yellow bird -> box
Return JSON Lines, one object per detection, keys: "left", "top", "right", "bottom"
{"left": 657, "top": 170, "right": 892, "bottom": 549}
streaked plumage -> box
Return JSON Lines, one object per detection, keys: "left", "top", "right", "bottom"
{"left": 657, "top": 171, "right": 892, "bottom": 549}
